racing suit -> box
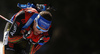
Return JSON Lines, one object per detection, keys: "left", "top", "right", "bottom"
{"left": 4, "top": 8, "right": 52, "bottom": 54}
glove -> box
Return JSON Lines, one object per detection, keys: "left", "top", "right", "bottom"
{"left": 38, "top": 36, "right": 50, "bottom": 45}
{"left": 23, "top": 29, "right": 32, "bottom": 40}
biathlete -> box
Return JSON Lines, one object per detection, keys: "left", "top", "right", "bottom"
{"left": 3, "top": 3, "right": 53, "bottom": 54}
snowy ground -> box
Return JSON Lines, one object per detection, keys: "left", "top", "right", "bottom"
{"left": 0, "top": 41, "right": 3, "bottom": 54}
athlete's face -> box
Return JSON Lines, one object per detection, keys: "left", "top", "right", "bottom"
{"left": 33, "top": 20, "right": 46, "bottom": 35}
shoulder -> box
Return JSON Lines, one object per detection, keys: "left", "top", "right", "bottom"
{"left": 12, "top": 9, "right": 25, "bottom": 21}
{"left": 15, "top": 9, "right": 25, "bottom": 18}
{"left": 14, "top": 8, "right": 38, "bottom": 19}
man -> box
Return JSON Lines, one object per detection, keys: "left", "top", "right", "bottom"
{"left": 3, "top": 7, "right": 53, "bottom": 54}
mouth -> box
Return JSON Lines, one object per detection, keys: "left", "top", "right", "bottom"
{"left": 36, "top": 32, "right": 38, "bottom": 34}
{"left": 34, "top": 32, "right": 38, "bottom": 35}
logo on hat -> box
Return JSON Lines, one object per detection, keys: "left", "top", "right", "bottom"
{"left": 41, "top": 24, "right": 46, "bottom": 28}
{"left": 40, "top": 19, "right": 50, "bottom": 26}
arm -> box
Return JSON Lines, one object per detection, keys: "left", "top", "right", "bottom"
{"left": 9, "top": 10, "right": 25, "bottom": 37}
{"left": 8, "top": 10, "right": 26, "bottom": 43}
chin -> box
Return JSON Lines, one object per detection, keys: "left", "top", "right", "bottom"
{"left": 34, "top": 33, "right": 38, "bottom": 35}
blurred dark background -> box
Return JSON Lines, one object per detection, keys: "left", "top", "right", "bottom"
{"left": 0, "top": 0, "right": 100, "bottom": 54}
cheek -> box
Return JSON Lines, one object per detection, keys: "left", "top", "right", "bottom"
{"left": 33, "top": 22, "right": 42, "bottom": 34}
{"left": 33, "top": 25, "right": 39, "bottom": 32}
{"left": 33, "top": 21, "right": 37, "bottom": 31}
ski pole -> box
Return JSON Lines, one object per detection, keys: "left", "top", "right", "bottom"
{"left": 0, "top": 15, "right": 13, "bottom": 24}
